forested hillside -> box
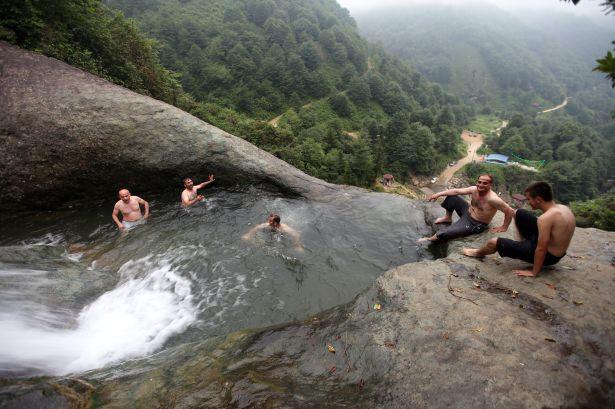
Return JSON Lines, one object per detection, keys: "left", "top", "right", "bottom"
{"left": 1, "top": 0, "right": 475, "bottom": 187}
{"left": 353, "top": 3, "right": 615, "bottom": 204}
{"left": 354, "top": 4, "right": 615, "bottom": 122}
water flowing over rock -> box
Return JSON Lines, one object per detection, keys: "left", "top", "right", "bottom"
{"left": 4, "top": 213, "right": 612, "bottom": 408}
{"left": 0, "top": 41, "right": 340, "bottom": 211}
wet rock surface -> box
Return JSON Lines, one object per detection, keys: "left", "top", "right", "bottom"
{"left": 7, "top": 211, "right": 606, "bottom": 408}
{"left": 0, "top": 42, "right": 343, "bottom": 211}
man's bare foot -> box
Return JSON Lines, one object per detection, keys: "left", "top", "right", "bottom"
{"left": 462, "top": 248, "right": 485, "bottom": 258}
{"left": 435, "top": 216, "right": 452, "bottom": 224}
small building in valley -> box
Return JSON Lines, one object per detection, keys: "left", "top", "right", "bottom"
{"left": 383, "top": 174, "right": 395, "bottom": 186}
{"left": 485, "top": 153, "right": 509, "bottom": 165}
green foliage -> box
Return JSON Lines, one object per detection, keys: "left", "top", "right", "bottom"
{"left": 2, "top": 0, "right": 470, "bottom": 188}
{"left": 329, "top": 94, "right": 353, "bottom": 117}
{"left": 107, "top": 0, "right": 369, "bottom": 117}
{"left": 463, "top": 162, "right": 536, "bottom": 195}
{"left": 595, "top": 47, "right": 615, "bottom": 88}
{"left": 354, "top": 3, "right": 615, "bottom": 123}
{"left": 0, "top": 0, "right": 182, "bottom": 105}
{"left": 571, "top": 191, "right": 615, "bottom": 231}
{"left": 485, "top": 113, "right": 613, "bottom": 203}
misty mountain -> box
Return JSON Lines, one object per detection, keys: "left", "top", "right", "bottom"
{"left": 353, "top": 3, "right": 615, "bottom": 121}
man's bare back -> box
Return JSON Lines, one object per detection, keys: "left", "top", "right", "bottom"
{"left": 540, "top": 204, "right": 576, "bottom": 257}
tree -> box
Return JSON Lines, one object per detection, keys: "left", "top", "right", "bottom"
{"left": 245, "top": 0, "right": 275, "bottom": 26}
{"left": 329, "top": 94, "right": 353, "bottom": 117}
{"left": 347, "top": 76, "right": 371, "bottom": 106}
{"left": 565, "top": 0, "right": 615, "bottom": 87}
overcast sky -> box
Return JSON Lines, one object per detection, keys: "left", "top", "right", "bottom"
{"left": 337, "top": 0, "right": 613, "bottom": 24}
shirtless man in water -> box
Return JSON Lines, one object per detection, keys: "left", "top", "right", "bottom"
{"left": 418, "top": 174, "right": 515, "bottom": 243}
{"left": 181, "top": 175, "right": 215, "bottom": 207}
{"left": 112, "top": 189, "right": 149, "bottom": 231}
{"left": 242, "top": 213, "right": 303, "bottom": 251}
{"left": 463, "top": 181, "right": 575, "bottom": 277}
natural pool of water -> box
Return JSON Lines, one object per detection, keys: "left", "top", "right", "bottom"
{"left": 0, "top": 187, "right": 432, "bottom": 377}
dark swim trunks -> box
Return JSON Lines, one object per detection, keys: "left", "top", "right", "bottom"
{"left": 435, "top": 195, "right": 488, "bottom": 241}
{"left": 496, "top": 209, "right": 564, "bottom": 266}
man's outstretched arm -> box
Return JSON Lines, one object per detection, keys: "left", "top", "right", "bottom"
{"left": 283, "top": 225, "right": 303, "bottom": 251}
{"left": 428, "top": 186, "right": 475, "bottom": 202}
{"left": 242, "top": 223, "right": 267, "bottom": 241}
{"left": 195, "top": 174, "right": 215, "bottom": 189}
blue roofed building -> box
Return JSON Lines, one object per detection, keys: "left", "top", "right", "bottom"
{"left": 484, "top": 153, "right": 509, "bottom": 165}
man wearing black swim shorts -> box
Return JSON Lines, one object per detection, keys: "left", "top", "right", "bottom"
{"left": 463, "top": 182, "right": 576, "bottom": 277}
{"left": 418, "top": 174, "right": 515, "bottom": 243}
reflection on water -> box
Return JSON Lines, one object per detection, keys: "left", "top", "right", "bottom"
{"left": 0, "top": 188, "right": 432, "bottom": 377}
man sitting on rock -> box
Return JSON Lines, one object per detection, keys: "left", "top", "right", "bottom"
{"left": 242, "top": 213, "right": 303, "bottom": 252}
{"left": 181, "top": 174, "right": 215, "bottom": 207}
{"left": 463, "top": 181, "right": 575, "bottom": 277}
{"left": 418, "top": 174, "right": 514, "bottom": 243}
{"left": 112, "top": 189, "right": 149, "bottom": 231}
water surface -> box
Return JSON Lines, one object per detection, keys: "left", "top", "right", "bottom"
{"left": 0, "top": 188, "right": 431, "bottom": 377}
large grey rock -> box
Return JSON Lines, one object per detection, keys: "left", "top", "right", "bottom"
{"left": 0, "top": 41, "right": 340, "bottom": 210}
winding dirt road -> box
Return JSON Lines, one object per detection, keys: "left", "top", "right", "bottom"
{"left": 435, "top": 130, "right": 484, "bottom": 185}
{"left": 540, "top": 97, "right": 569, "bottom": 114}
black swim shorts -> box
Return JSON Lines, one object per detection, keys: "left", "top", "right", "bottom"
{"left": 496, "top": 208, "right": 565, "bottom": 266}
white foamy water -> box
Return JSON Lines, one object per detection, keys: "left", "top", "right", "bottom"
{"left": 0, "top": 251, "right": 197, "bottom": 376}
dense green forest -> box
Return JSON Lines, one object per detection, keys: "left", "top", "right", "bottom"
{"left": 1, "top": 0, "right": 474, "bottom": 187}
{"left": 2, "top": 0, "right": 614, "bottom": 218}
{"left": 353, "top": 3, "right": 615, "bottom": 206}
{"left": 354, "top": 4, "right": 615, "bottom": 121}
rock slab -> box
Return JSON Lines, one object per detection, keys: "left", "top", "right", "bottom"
{"left": 0, "top": 42, "right": 339, "bottom": 210}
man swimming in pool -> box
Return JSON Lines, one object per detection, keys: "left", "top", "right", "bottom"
{"left": 418, "top": 174, "right": 515, "bottom": 243}
{"left": 181, "top": 174, "right": 215, "bottom": 207}
{"left": 242, "top": 214, "right": 303, "bottom": 251}
{"left": 463, "top": 181, "right": 575, "bottom": 277}
{"left": 112, "top": 189, "right": 149, "bottom": 231}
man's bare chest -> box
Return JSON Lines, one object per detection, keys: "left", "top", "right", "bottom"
{"left": 471, "top": 195, "right": 493, "bottom": 212}
{"left": 119, "top": 201, "right": 139, "bottom": 213}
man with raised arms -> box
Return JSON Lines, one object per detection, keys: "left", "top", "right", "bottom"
{"left": 242, "top": 213, "right": 303, "bottom": 252}
{"left": 418, "top": 174, "right": 515, "bottom": 243}
{"left": 181, "top": 174, "right": 215, "bottom": 207}
{"left": 463, "top": 181, "right": 575, "bottom": 277}
{"left": 112, "top": 189, "right": 149, "bottom": 231}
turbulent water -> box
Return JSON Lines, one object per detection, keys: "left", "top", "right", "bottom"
{"left": 0, "top": 188, "right": 432, "bottom": 377}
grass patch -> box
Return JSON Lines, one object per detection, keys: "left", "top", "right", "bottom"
{"left": 468, "top": 114, "right": 502, "bottom": 135}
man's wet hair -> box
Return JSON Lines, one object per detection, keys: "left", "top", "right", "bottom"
{"left": 183, "top": 177, "right": 191, "bottom": 185}
{"left": 524, "top": 181, "right": 553, "bottom": 201}
{"left": 478, "top": 174, "right": 493, "bottom": 183}
{"left": 269, "top": 213, "right": 281, "bottom": 224}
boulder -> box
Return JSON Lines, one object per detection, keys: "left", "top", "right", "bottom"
{"left": 0, "top": 41, "right": 340, "bottom": 211}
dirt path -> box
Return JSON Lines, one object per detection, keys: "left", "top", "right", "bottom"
{"left": 540, "top": 96, "right": 569, "bottom": 114}
{"left": 493, "top": 120, "right": 508, "bottom": 136}
{"left": 434, "top": 130, "right": 484, "bottom": 186}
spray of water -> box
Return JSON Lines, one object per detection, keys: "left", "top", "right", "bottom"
{"left": 0, "top": 250, "right": 197, "bottom": 376}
